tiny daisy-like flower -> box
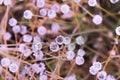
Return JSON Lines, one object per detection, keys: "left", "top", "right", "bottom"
{"left": 92, "top": 15, "right": 103, "bottom": 25}
{"left": 63, "top": 37, "right": 71, "bottom": 45}
{"left": 33, "top": 35, "right": 41, "bottom": 43}
{"left": 65, "top": 73, "right": 76, "bottom": 80}
{"left": 110, "top": 0, "right": 119, "bottom": 4}
{"left": 37, "top": 26, "right": 47, "bottom": 36}
{"left": 39, "top": 74, "right": 47, "bottom": 80}
{"left": 77, "top": 49, "right": 85, "bottom": 56}
{"left": 3, "top": 32, "right": 11, "bottom": 40}
{"left": 60, "top": 4, "right": 70, "bottom": 14}
{"left": 23, "top": 34, "right": 32, "bottom": 43}
{"left": 1, "top": 57, "right": 11, "bottom": 67}
{"left": 67, "top": 43, "right": 76, "bottom": 51}
{"left": 51, "top": 23, "right": 60, "bottom": 33}
{"left": 31, "top": 63, "right": 41, "bottom": 74}
{"left": 55, "top": 35, "right": 65, "bottom": 45}
{"left": 47, "top": 9, "right": 56, "bottom": 19}
{"left": 115, "top": 26, "right": 120, "bottom": 36}
{"left": 92, "top": 62, "right": 102, "bottom": 71}
{"left": 88, "top": 0, "right": 97, "bottom": 7}
{"left": 20, "top": 25, "right": 27, "bottom": 35}
{"left": 3, "top": 0, "right": 12, "bottom": 6}
{"left": 49, "top": 42, "right": 59, "bottom": 52}
{"left": 33, "top": 50, "right": 44, "bottom": 60}
{"left": 23, "top": 48, "right": 32, "bottom": 57}
{"left": 9, "top": 63, "right": 19, "bottom": 73}
{"left": 8, "top": 18, "right": 17, "bottom": 27}
{"left": 12, "top": 25, "right": 21, "bottom": 33}
{"left": 106, "top": 75, "right": 115, "bottom": 80}
{"left": 32, "top": 42, "right": 42, "bottom": 52}
{"left": 36, "top": 0, "right": 45, "bottom": 8}
{"left": 74, "top": 0, "right": 81, "bottom": 3}
{"left": 97, "top": 71, "right": 107, "bottom": 80}
{"left": 66, "top": 50, "right": 75, "bottom": 60}
{"left": 75, "top": 56, "right": 84, "bottom": 65}
{"left": 51, "top": 4, "right": 60, "bottom": 13}
{"left": 23, "top": 10, "right": 33, "bottom": 19}
{"left": 39, "top": 8, "right": 47, "bottom": 16}
{"left": 76, "top": 36, "right": 85, "bottom": 45}
{"left": 89, "top": 66, "right": 98, "bottom": 75}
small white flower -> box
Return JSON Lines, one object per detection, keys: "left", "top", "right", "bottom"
{"left": 20, "top": 25, "right": 27, "bottom": 35}
{"left": 39, "top": 8, "right": 47, "bottom": 16}
{"left": 39, "top": 74, "right": 47, "bottom": 80}
{"left": 110, "top": 0, "right": 119, "bottom": 4}
{"left": 60, "top": 4, "right": 70, "bottom": 14}
{"left": 9, "top": 63, "right": 19, "bottom": 73}
{"left": 47, "top": 9, "right": 56, "bottom": 19}
{"left": 23, "top": 34, "right": 32, "bottom": 43}
{"left": 106, "top": 75, "right": 115, "bottom": 80}
{"left": 3, "top": 32, "right": 11, "bottom": 40}
{"left": 32, "top": 42, "right": 42, "bottom": 51}
{"left": 97, "top": 71, "right": 107, "bottom": 80}
{"left": 23, "top": 10, "right": 33, "bottom": 19}
{"left": 89, "top": 66, "right": 98, "bottom": 75}
{"left": 37, "top": 26, "right": 47, "bottom": 36}
{"left": 77, "top": 49, "right": 85, "bottom": 56}
{"left": 55, "top": 35, "right": 65, "bottom": 45}
{"left": 1, "top": 57, "right": 11, "bottom": 67}
{"left": 12, "top": 25, "right": 21, "bottom": 33}
{"left": 67, "top": 43, "right": 76, "bottom": 51}
{"left": 3, "top": 0, "right": 12, "bottom": 6}
{"left": 33, "top": 35, "right": 41, "bottom": 43}
{"left": 76, "top": 36, "right": 85, "bottom": 45}
{"left": 63, "top": 37, "right": 71, "bottom": 45}
{"left": 33, "top": 50, "right": 44, "bottom": 60}
{"left": 31, "top": 63, "right": 41, "bottom": 74}
{"left": 92, "top": 15, "right": 103, "bottom": 25}
{"left": 66, "top": 51, "right": 75, "bottom": 60}
{"left": 65, "top": 73, "right": 76, "bottom": 80}
{"left": 36, "top": 0, "right": 45, "bottom": 8}
{"left": 51, "top": 4, "right": 60, "bottom": 13}
{"left": 8, "top": 18, "right": 17, "bottom": 27}
{"left": 92, "top": 62, "right": 102, "bottom": 71}
{"left": 115, "top": 26, "right": 120, "bottom": 36}
{"left": 49, "top": 42, "right": 59, "bottom": 52}
{"left": 88, "top": 0, "right": 97, "bottom": 7}
{"left": 51, "top": 23, "right": 60, "bottom": 33}
{"left": 75, "top": 56, "right": 84, "bottom": 65}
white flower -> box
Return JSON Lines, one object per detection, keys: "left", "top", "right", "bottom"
{"left": 74, "top": 0, "right": 81, "bottom": 3}
{"left": 89, "top": 66, "right": 98, "bottom": 75}
{"left": 97, "top": 71, "right": 107, "bottom": 80}
{"left": 39, "top": 74, "right": 47, "bottom": 80}
{"left": 33, "top": 35, "right": 41, "bottom": 43}
{"left": 92, "top": 62, "right": 102, "bottom": 71}
{"left": 12, "top": 25, "right": 21, "bottom": 33}
{"left": 65, "top": 74, "right": 76, "bottom": 80}
{"left": 23, "top": 10, "right": 33, "bottom": 19}
{"left": 115, "top": 26, "right": 120, "bottom": 36}
{"left": 33, "top": 50, "right": 44, "bottom": 60}
{"left": 3, "top": 0, "right": 12, "bottom": 6}
{"left": 49, "top": 42, "right": 59, "bottom": 52}
{"left": 23, "top": 34, "right": 32, "bottom": 43}
{"left": 9, "top": 63, "right": 19, "bottom": 73}
{"left": 47, "top": 9, "right": 56, "bottom": 19}
{"left": 60, "top": 4, "right": 70, "bottom": 14}
{"left": 20, "top": 25, "right": 27, "bottom": 35}
{"left": 36, "top": 0, "right": 45, "bottom": 8}
{"left": 55, "top": 35, "right": 65, "bottom": 45}
{"left": 88, "top": 0, "right": 97, "bottom": 7}
{"left": 92, "top": 15, "right": 103, "bottom": 25}
{"left": 1, "top": 57, "right": 11, "bottom": 67}
{"left": 39, "top": 8, "right": 47, "bottom": 16}
{"left": 110, "top": 0, "right": 119, "bottom": 4}
{"left": 37, "top": 26, "right": 47, "bottom": 36}
{"left": 3, "top": 32, "right": 11, "bottom": 40}
{"left": 51, "top": 4, "right": 60, "bottom": 13}
{"left": 106, "top": 75, "right": 115, "bottom": 80}
{"left": 75, "top": 56, "right": 84, "bottom": 65}
{"left": 8, "top": 18, "right": 17, "bottom": 27}
{"left": 76, "top": 36, "right": 85, "bottom": 45}
{"left": 32, "top": 42, "right": 42, "bottom": 51}
{"left": 77, "top": 49, "right": 85, "bottom": 56}
{"left": 51, "top": 23, "right": 60, "bottom": 33}
{"left": 66, "top": 51, "right": 75, "bottom": 60}
{"left": 67, "top": 43, "right": 76, "bottom": 51}
{"left": 31, "top": 63, "right": 41, "bottom": 74}
{"left": 63, "top": 37, "right": 71, "bottom": 45}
